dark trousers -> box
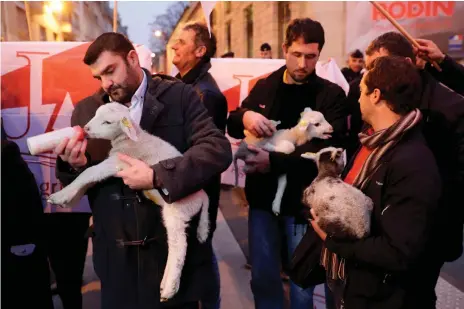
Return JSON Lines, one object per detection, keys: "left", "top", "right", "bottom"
{"left": 2, "top": 244, "right": 54, "bottom": 309}
{"left": 46, "top": 213, "right": 91, "bottom": 309}
{"left": 161, "top": 302, "right": 199, "bottom": 309}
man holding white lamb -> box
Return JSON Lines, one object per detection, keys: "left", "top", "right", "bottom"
{"left": 227, "top": 18, "right": 348, "bottom": 309}
{"left": 54, "top": 33, "right": 232, "bottom": 309}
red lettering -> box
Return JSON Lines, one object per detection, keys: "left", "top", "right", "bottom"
{"left": 407, "top": 2, "right": 423, "bottom": 18}
{"left": 372, "top": 1, "right": 455, "bottom": 20}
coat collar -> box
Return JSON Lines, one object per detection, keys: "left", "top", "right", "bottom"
{"left": 97, "top": 68, "right": 181, "bottom": 131}
{"left": 176, "top": 60, "right": 211, "bottom": 86}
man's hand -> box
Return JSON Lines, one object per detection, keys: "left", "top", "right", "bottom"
{"left": 309, "top": 209, "right": 327, "bottom": 241}
{"left": 244, "top": 145, "right": 270, "bottom": 174}
{"left": 54, "top": 134, "right": 88, "bottom": 170}
{"left": 115, "top": 153, "right": 154, "bottom": 190}
{"left": 414, "top": 38, "right": 445, "bottom": 63}
{"left": 243, "top": 111, "right": 276, "bottom": 138}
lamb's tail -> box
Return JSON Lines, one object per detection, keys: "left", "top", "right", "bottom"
{"left": 197, "top": 191, "right": 210, "bottom": 243}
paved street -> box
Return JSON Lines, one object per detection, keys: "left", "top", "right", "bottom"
{"left": 53, "top": 186, "right": 464, "bottom": 309}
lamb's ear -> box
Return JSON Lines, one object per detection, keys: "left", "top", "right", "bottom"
{"left": 120, "top": 117, "right": 139, "bottom": 141}
{"left": 301, "top": 152, "right": 317, "bottom": 161}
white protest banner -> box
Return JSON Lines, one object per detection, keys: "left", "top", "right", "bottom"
{"left": 1, "top": 42, "right": 348, "bottom": 213}
{"left": 1, "top": 42, "right": 153, "bottom": 213}
{"left": 345, "top": 1, "right": 464, "bottom": 55}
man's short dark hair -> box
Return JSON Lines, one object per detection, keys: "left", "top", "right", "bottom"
{"left": 365, "top": 32, "right": 415, "bottom": 62}
{"left": 284, "top": 18, "right": 325, "bottom": 51}
{"left": 364, "top": 56, "right": 422, "bottom": 115}
{"left": 84, "top": 32, "right": 135, "bottom": 66}
{"left": 183, "top": 22, "right": 217, "bottom": 62}
{"left": 350, "top": 49, "right": 364, "bottom": 59}
{"left": 260, "top": 43, "right": 271, "bottom": 51}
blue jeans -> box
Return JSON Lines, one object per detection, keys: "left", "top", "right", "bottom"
{"left": 249, "top": 208, "right": 334, "bottom": 309}
{"left": 200, "top": 251, "right": 221, "bottom": 309}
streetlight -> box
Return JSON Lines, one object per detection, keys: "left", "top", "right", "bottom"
{"left": 154, "top": 30, "right": 163, "bottom": 38}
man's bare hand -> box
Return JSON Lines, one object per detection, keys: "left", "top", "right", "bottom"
{"left": 54, "top": 134, "right": 88, "bottom": 170}
{"left": 243, "top": 111, "right": 276, "bottom": 138}
{"left": 244, "top": 145, "right": 270, "bottom": 174}
{"left": 115, "top": 153, "right": 154, "bottom": 190}
{"left": 414, "top": 38, "right": 445, "bottom": 63}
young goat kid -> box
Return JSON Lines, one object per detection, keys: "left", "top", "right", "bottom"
{"left": 48, "top": 103, "right": 209, "bottom": 301}
{"left": 301, "top": 147, "right": 373, "bottom": 239}
{"left": 233, "top": 107, "right": 334, "bottom": 215}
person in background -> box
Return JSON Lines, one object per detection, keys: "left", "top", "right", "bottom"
{"left": 341, "top": 49, "right": 364, "bottom": 83}
{"left": 227, "top": 18, "right": 347, "bottom": 309}
{"left": 1, "top": 119, "right": 54, "bottom": 309}
{"left": 312, "top": 56, "right": 442, "bottom": 309}
{"left": 260, "top": 43, "right": 272, "bottom": 59}
{"left": 171, "top": 21, "right": 228, "bottom": 309}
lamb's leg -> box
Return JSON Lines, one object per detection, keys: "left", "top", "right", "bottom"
{"left": 196, "top": 191, "right": 210, "bottom": 243}
{"left": 48, "top": 156, "right": 123, "bottom": 207}
{"left": 272, "top": 175, "right": 287, "bottom": 215}
{"left": 160, "top": 205, "right": 188, "bottom": 301}
{"left": 269, "top": 141, "right": 295, "bottom": 215}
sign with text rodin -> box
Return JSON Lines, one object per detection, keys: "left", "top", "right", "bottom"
{"left": 1, "top": 42, "right": 348, "bottom": 213}
{"left": 345, "top": 1, "right": 464, "bottom": 54}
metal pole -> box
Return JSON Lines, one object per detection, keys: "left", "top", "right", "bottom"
{"left": 113, "top": 0, "right": 118, "bottom": 32}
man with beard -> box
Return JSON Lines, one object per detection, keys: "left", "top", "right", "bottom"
{"left": 227, "top": 18, "right": 348, "bottom": 309}
{"left": 54, "top": 32, "right": 232, "bottom": 309}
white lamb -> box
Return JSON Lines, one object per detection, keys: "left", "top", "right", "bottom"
{"left": 48, "top": 103, "right": 209, "bottom": 301}
{"left": 301, "top": 147, "right": 373, "bottom": 239}
{"left": 232, "top": 107, "right": 334, "bottom": 215}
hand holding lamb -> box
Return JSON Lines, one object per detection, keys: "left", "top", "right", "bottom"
{"left": 233, "top": 107, "right": 334, "bottom": 215}
{"left": 301, "top": 147, "right": 373, "bottom": 239}
{"left": 48, "top": 103, "right": 209, "bottom": 301}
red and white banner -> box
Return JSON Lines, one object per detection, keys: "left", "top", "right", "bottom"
{"left": 345, "top": 1, "right": 464, "bottom": 54}
{"left": 1, "top": 42, "right": 348, "bottom": 212}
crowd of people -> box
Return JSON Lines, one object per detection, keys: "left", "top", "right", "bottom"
{"left": 2, "top": 15, "right": 464, "bottom": 309}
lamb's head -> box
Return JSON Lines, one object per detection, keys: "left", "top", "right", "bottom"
{"left": 84, "top": 103, "right": 139, "bottom": 141}
{"left": 302, "top": 147, "right": 345, "bottom": 177}
{"left": 296, "top": 108, "right": 333, "bottom": 142}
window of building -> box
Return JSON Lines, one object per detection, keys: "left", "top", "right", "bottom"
{"left": 210, "top": 9, "right": 216, "bottom": 33}
{"left": 278, "top": 2, "right": 291, "bottom": 58}
{"left": 224, "top": 1, "right": 231, "bottom": 14}
{"left": 39, "top": 25, "right": 47, "bottom": 41}
{"left": 226, "top": 20, "right": 231, "bottom": 52}
{"left": 244, "top": 5, "right": 253, "bottom": 58}
{"left": 16, "top": 6, "right": 29, "bottom": 41}
{"left": 53, "top": 32, "right": 58, "bottom": 41}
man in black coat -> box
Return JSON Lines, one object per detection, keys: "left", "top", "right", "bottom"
{"left": 227, "top": 18, "right": 347, "bottom": 309}
{"left": 311, "top": 55, "right": 442, "bottom": 309}
{"left": 345, "top": 32, "right": 464, "bottom": 307}
{"left": 55, "top": 33, "right": 232, "bottom": 309}
{"left": 171, "top": 22, "right": 228, "bottom": 309}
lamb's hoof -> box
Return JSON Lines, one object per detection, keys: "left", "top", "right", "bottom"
{"left": 48, "top": 191, "right": 73, "bottom": 207}
{"left": 160, "top": 298, "right": 168, "bottom": 302}
{"left": 160, "top": 280, "right": 180, "bottom": 301}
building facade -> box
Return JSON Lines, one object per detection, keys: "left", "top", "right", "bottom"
{"left": 165, "top": 1, "right": 347, "bottom": 74}
{"left": 1, "top": 1, "right": 127, "bottom": 42}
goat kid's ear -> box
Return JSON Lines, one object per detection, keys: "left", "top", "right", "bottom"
{"left": 120, "top": 117, "right": 139, "bottom": 141}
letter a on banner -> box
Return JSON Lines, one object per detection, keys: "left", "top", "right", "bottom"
{"left": 201, "top": 1, "right": 217, "bottom": 36}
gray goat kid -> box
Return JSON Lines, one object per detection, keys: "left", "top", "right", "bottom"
{"left": 233, "top": 107, "right": 334, "bottom": 215}
{"left": 48, "top": 103, "right": 209, "bottom": 301}
{"left": 301, "top": 147, "right": 373, "bottom": 239}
